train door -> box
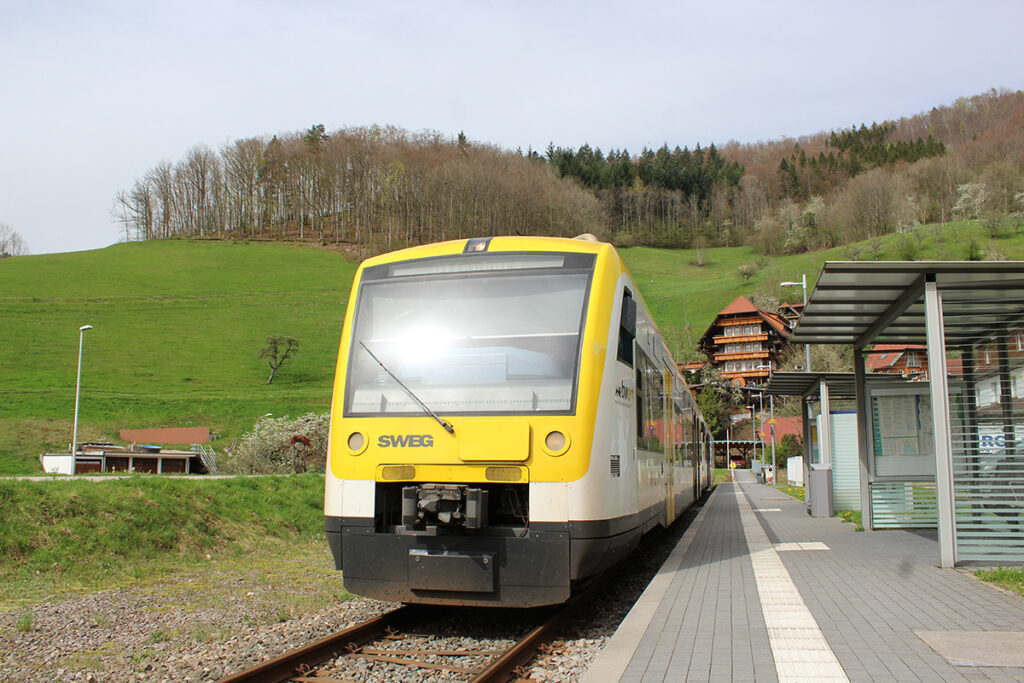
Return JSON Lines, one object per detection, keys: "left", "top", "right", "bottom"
{"left": 692, "top": 416, "right": 700, "bottom": 499}
{"left": 664, "top": 369, "right": 675, "bottom": 524}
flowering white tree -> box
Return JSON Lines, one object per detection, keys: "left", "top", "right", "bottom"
{"left": 226, "top": 413, "right": 329, "bottom": 474}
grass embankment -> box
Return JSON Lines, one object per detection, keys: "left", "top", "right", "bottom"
{"left": 975, "top": 567, "right": 1024, "bottom": 599}
{"left": 0, "top": 474, "right": 336, "bottom": 608}
{"left": 0, "top": 240, "right": 357, "bottom": 473}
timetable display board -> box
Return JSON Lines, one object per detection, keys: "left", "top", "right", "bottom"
{"left": 870, "top": 389, "right": 935, "bottom": 477}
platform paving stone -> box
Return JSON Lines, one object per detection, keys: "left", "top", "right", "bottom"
{"left": 584, "top": 470, "right": 1024, "bottom": 682}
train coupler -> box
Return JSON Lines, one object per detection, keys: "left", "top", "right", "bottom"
{"left": 401, "top": 483, "right": 488, "bottom": 530}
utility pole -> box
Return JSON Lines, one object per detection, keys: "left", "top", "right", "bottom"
{"left": 781, "top": 274, "right": 811, "bottom": 372}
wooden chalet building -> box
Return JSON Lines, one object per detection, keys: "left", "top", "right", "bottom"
{"left": 697, "top": 295, "right": 794, "bottom": 386}
{"left": 864, "top": 344, "right": 928, "bottom": 379}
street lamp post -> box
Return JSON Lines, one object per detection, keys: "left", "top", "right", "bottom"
{"left": 755, "top": 364, "right": 776, "bottom": 485}
{"left": 757, "top": 391, "right": 764, "bottom": 467}
{"left": 768, "top": 393, "right": 775, "bottom": 485}
{"left": 781, "top": 274, "right": 811, "bottom": 372}
{"left": 747, "top": 404, "right": 755, "bottom": 465}
{"left": 71, "top": 324, "right": 94, "bottom": 459}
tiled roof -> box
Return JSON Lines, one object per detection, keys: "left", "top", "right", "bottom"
{"left": 719, "top": 295, "right": 760, "bottom": 316}
{"left": 761, "top": 311, "right": 792, "bottom": 336}
{"left": 865, "top": 344, "right": 927, "bottom": 372}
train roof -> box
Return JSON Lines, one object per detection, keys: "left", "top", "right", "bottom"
{"left": 356, "top": 236, "right": 620, "bottom": 270}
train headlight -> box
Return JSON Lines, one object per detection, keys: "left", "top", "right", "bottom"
{"left": 543, "top": 430, "right": 570, "bottom": 456}
{"left": 346, "top": 431, "right": 367, "bottom": 455}
{"left": 381, "top": 465, "right": 416, "bottom": 480}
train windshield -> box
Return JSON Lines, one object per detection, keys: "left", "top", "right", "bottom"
{"left": 345, "top": 251, "right": 595, "bottom": 416}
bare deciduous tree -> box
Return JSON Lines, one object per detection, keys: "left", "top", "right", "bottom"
{"left": 258, "top": 335, "right": 300, "bottom": 385}
{"left": 0, "top": 223, "right": 28, "bottom": 257}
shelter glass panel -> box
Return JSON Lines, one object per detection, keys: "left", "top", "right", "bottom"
{"left": 949, "top": 314, "right": 1024, "bottom": 563}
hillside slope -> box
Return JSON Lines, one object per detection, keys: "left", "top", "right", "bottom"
{"left": 2, "top": 223, "right": 1021, "bottom": 473}
{"left": 0, "top": 240, "right": 356, "bottom": 472}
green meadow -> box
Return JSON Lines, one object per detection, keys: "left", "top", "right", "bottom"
{"left": 2, "top": 221, "right": 1021, "bottom": 474}
{"left": 0, "top": 240, "right": 356, "bottom": 473}
{"left": 623, "top": 219, "right": 1024, "bottom": 357}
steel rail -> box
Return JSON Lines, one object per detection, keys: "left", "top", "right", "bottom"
{"left": 216, "top": 605, "right": 418, "bottom": 683}
{"left": 469, "top": 567, "right": 620, "bottom": 682}
{"left": 472, "top": 499, "right": 708, "bottom": 682}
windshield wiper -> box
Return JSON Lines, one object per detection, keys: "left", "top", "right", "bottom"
{"left": 359, "top": 341, "right": 455, "bottom": 434}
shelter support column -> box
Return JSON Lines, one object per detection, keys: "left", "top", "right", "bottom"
{"left": 819, "top": 378, "right": 832, "bottom": 466}
{"left": 925, "top": 278, "right": 956, "bottom": 568}
{"left": 854, "top": 347, "right": 873, "bottom": 530}
{"left": 801, "top": 391, "right": 812, "bottom": 504}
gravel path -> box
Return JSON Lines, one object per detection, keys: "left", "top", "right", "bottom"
{"left": 0, "top": 502, "right": 701, "bottom": 682}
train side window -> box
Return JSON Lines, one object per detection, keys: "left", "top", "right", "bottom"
{"left": 634, "top": 349, "right": 663, "bottom": 450}
{"left": 617, "top": 291, "right": 636, "bottom": 367}
{"left": 635, "top": 364, "right": 645, "bottom": 439}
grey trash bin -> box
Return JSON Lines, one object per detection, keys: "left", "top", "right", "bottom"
{"left": 808, "top": 464, "right": 833, "bottom": 518}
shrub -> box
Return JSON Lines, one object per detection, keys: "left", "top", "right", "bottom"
{"left": 613, "top": 231, "right": 636, "bottom": 248}
{"left": 983, "top": 214, "right": 1005, "bottom": 238}
{"left": 224, "top": 413, "right": 330, "bottom": 474}
{"left": 778, "top": 433, "right": 802, "bottom": 461}
{"left": 966, "top": 238, "right": 983, "bottom": 261}
{"left": 844, "top": 244, "right": 864, "bottom": 261}
{"left": 895, "top": 234, "right": 920, "bottom": 261}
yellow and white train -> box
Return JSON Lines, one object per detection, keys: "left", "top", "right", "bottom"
{"left": 324, "top": 236, "right": 713, "bottom": 607}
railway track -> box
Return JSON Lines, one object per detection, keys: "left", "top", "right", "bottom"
{"left": 218, "top": 496, "right": 708, "bottom": 683}
{"left": 217, "top": 572, "right": 608, "bottom": 683}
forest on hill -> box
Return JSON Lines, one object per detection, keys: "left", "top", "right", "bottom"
{"left": 114, "top": 89, "right": 1024, "bottom": 257}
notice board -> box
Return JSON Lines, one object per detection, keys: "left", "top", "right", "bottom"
{"left": 870, "top": 389, "right": 935, "bottom": 477}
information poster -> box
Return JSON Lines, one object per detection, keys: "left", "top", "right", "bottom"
{"left": 871, "top": 391, "right": 935, "bottom": 477}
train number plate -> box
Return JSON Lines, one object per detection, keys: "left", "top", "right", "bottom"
{"left": 408, "top": 549, "right": 495, "bottom": 592}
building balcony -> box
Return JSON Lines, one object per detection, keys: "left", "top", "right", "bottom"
{"left": 714, "top": 350, "right": 770, "bottom": 363}
{"left": 721, "top": 316, "right": 763, "bottom": 326}
{"left": 722, "top": 368, "right": 771, "bottom": 382}
{"left": 713, "top": 333, "right": 768, "bottom": 345}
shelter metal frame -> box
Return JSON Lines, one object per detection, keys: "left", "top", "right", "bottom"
{"left": 787, "top": 262, "right": 1024, "bottom": 567}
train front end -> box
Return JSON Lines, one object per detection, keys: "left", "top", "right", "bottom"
{"left": 324, "top": 237, "right": 613, "bottom": 607}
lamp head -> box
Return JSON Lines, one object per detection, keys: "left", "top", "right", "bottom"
{"left": 779, "top": 281, "right": 801, "bottom": 287}
{"left": 79, "top": 324, "right": 93, "bottom": 331}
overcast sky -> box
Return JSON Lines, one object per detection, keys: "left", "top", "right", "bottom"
{"left": 2, "top": 0, "right": 1023, "bottom": 255}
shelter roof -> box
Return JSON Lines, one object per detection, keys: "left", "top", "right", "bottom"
{"left": 790, "top": 261, "right": 1024, "bottom": 347}
{"left": 763, "top": 371, "right": 916, "bottom": 398}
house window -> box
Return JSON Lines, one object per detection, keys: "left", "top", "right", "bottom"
{"left": 906, "top": 352, "right": 920, "bottom": 368}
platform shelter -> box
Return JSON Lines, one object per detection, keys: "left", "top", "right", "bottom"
{"left": 790, "top": 261, "right": 1024, "bottom": 567}
{"left": 764, "top": 371, "right": 919, "bottom": 518}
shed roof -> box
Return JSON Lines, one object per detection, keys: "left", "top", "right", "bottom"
{"left": 790, "top": 261, "right": 1024, "bottom": 347}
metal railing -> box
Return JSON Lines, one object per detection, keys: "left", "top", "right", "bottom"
{"left": 191, "top": 443, "right": 220, "bottom": 474}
